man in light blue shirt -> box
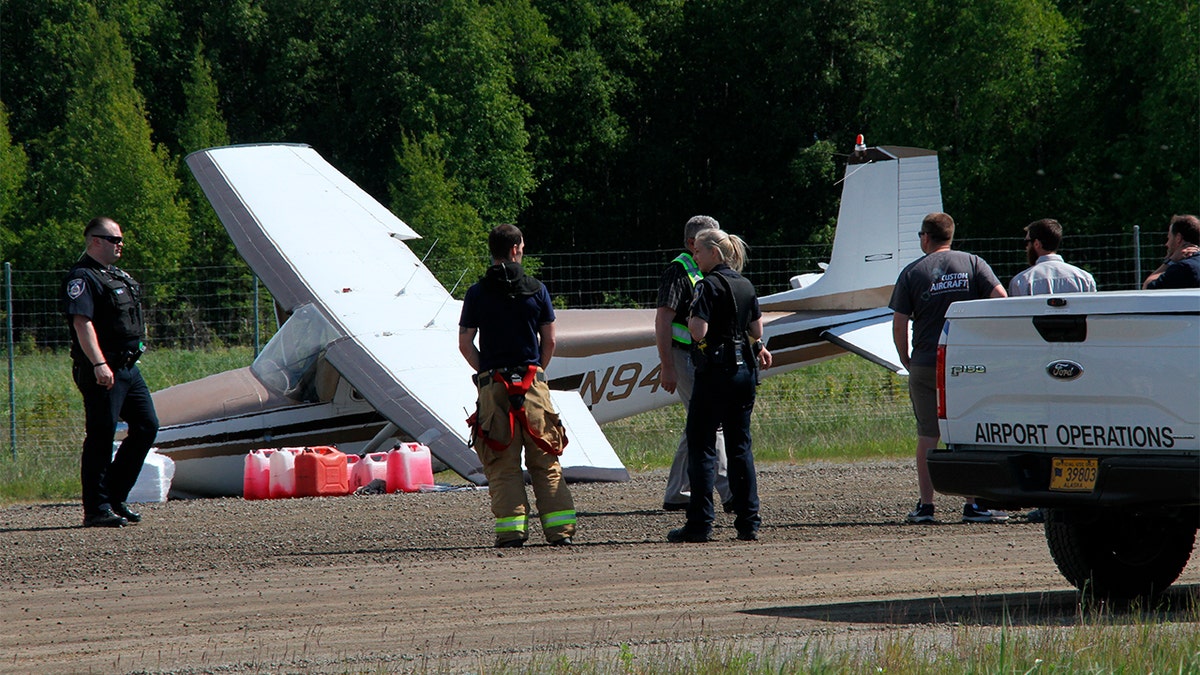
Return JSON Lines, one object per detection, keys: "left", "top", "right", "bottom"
{"left": 1008, "top": 218, "right": 1095, "bottom": 524}
{"left": 1009, "top": 219, "right": 1097, "bottom": 296}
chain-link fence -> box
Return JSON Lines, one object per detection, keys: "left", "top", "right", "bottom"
{"left": 1, "top": 229, "right": 1163, "bottom": 464}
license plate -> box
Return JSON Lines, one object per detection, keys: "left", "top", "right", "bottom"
{"left": 1050, "top": 457, "right": 1098, "bottom": 492}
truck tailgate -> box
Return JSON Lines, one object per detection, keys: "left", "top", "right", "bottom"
{"left": 938, "top": 293, "right": 1199, "bottom": 455}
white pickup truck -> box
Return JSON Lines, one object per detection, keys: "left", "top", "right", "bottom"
{"left": 928, "top": 289, "right": 1199, "bottom": 599}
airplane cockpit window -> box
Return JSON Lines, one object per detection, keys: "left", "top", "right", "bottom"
{"left": 251, "top": 303, "right": 340, "bottom": 402}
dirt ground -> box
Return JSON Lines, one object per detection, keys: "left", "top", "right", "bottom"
{"left": 3, "top": 459, "right": 1197, "bottom": 674}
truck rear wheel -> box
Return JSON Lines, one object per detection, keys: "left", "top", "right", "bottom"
{"left": 1044, "top": 507, "right": 1197, "bottom": 600}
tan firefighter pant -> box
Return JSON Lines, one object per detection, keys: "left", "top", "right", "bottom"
{"left": 473, "top": 373, "right": 575, "bottom": 545}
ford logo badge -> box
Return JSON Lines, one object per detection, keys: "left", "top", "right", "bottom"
{"left": 1046, "top": 360, "right": 1083, "bottom": 381}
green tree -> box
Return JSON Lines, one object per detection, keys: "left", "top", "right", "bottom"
{"left": 0, "top": 0, "right": 79, "bottom": 147}
{"left": 415, "top": 0, "right": 536, "bottom": 223}
{"left": 390, "top": 133, "right": 487, "bottom": 294}
{"left": 95, "top": 0, "right": 191, "bottom": 156}
{"left": 19, "top": 3, "right": 190, "bottom": 272}
{"left": 614, "top": 0, "right": 881, "bottom": 248}
{"left": 866, "top": 0, "right": 1074, "bottom": 235}
{"left": 176, "top": 0, "right": 536, "bottom": 229}
{"left": 177, "top": 40, "right": 234, "bottom": 268}
{"left": 516, "top": 0, "right": 651, "bottom": 250}
{"left": 173, "top": 0, "right": 272, "bottom": 144}
{"left": 0, "top": 103, "right": 30, "bottom": 262}
{"left": 1051, "top": 0, "right": 1200, "bottom": 232}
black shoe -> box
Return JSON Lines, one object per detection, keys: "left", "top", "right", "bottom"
{"left": 1023, "top": 508, "right": 1046, "bottom": 523}
{"left": 666, "top": 527, "right": 711, "bottom": 543}
{"left": 549, "top": 536, "right": 573, "bottom": 546}
{"left": 662, "top": 502, "right": 688, "bottom": 512}
{"left": 722, "top": 500, "right": 736, "bottom": 514}
{"left": 112, "top": 502, "right": 141, "bottom": 524}
{"left": 736, "top": 530, "right": 759, "bottom": 541}
{"left": 83, "top": 508, "right": 127, "bottom": 528}
{"left": 495, "top": 539, "right": 525, "bottom": 549}
{"left": 906, "top": 501, "right": 935, "bottom": 524}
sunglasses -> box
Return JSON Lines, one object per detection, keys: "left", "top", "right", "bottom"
{"left": 92, "top": 234, "right": 124, "bottom": 244}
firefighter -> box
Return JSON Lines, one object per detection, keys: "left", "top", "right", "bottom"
{"left": 458, "top": 224, "right": 576, "bottom": 548}
{"left": 667, "top": 228, "right": 772, "bottom": 543}
{"left": 63, "top": 217, "right": 159, "bottom": 528}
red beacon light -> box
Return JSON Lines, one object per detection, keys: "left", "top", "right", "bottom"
{"left": 854, "top": 134, "right": 866, "bottom": 153}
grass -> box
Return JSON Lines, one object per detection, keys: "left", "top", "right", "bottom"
{"left": 303, "top": 593, "right": 1200, "bottom": 673}
{"left": 0, "top": 349, "right": 912, "bottom": 504}
{"left": 0, "top": 346, "right": 255, "bottom": 503}
{"left": 602, "top": 355, "right": 912, "bottom": 472}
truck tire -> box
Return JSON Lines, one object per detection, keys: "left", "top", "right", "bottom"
{"left": 1044, "top": 507, "right": 1197, "bottom": 600}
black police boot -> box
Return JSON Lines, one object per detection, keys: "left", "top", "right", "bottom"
{"left": 666, "top": 527, "right": 711, "bottom": 543}
{"left": 83, "top": 507, "right": 128, "bottom": 528}
{"left": 112, "top": 502, "right": 142, "bottom": 524}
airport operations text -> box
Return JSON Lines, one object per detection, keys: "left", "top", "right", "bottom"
{"left": 974, "top": 422, "right": 1176, "bottom": 449}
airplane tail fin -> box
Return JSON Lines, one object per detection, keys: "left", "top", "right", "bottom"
{"left": 760, "top": 144, "right": 942, "bottom": 311}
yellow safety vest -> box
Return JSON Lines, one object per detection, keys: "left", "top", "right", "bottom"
{"left": 671, "top": 252, "right": 703, "bottom": 346}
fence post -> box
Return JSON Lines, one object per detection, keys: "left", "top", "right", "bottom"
{"left": 1133, "top": 225, "right": 1141, "bottom": 289}
{"left": 5, "top": 262, "right": 16, "bottom": 460}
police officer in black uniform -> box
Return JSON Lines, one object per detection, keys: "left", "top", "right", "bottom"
{"left": 667, "top": 229, "right": 772, "bottom": 543}
{"left": 63, "top": 217, "right": 159, "bottom": 527}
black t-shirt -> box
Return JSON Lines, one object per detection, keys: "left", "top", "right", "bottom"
{"left": 889, "top": 249, "right": 1000, "bottom": 367}
{"left": 459, "top": 262, "right": 556, "bottom": 372}
{"left": 1146, "top": 253, "right": 1200, "bottom": 289}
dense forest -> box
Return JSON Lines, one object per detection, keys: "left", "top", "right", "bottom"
{"left": 1, "top": 0, "right": 1196, "bottom": 279}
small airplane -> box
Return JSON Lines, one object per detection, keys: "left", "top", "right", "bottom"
{"left": 152, "top": 140, "right": 936, "bottom": 497}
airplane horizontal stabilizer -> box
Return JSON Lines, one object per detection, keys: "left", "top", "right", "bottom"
{"left": 820, "top": 311, "right": 909, "bottom": 375}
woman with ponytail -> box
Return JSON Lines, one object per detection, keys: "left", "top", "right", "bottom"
{"left": 667, "top": 229, "right": 772, "bottom": 543}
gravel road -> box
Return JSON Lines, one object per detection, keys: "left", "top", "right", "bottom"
{"left": 3, "top": 460, "right": 1197, "bottom": 674}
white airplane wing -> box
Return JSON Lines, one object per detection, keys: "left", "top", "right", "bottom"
{"left": 550, "top": 390, "right": 627, "bottom": 481}
{"left": 186, "top": 143, "right": 628, "bottom": 484}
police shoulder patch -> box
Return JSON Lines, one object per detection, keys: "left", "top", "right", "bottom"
{"left": 67, "top": 278, "right": 85, "bottom": 300}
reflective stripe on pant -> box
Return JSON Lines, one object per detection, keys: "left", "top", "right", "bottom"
{"left": 474, "top": 379, "right": 576, "bottom": 545}
{"left": 540, "top": 509, "right": 576, "bottom": 531}
{"left": 495, "top": 514, "right": 528, "bottom": 537}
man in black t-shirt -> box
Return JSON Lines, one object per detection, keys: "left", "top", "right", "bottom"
{"left": 890, "top": 212, "right": 1006, "bottom": 524}
{"left": 459, "top": 224, "right": 576, "bottom": 548}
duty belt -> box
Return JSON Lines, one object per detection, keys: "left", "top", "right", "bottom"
{"left": 111, "top": 343, "right": 146, "bottom": 369}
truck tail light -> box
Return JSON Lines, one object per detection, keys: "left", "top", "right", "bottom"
{"left": 936, "top": 343, "right": 946, "bottom": 419}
